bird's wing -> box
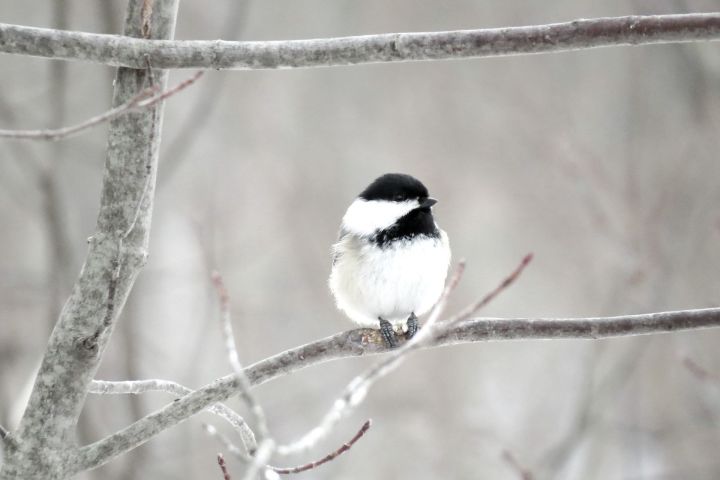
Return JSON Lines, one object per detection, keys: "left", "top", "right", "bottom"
{"left": 331, "top": 227, "right": 350, "bottom": 266}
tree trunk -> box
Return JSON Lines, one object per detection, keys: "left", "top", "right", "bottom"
{"left": 0, "top": 0, "right": 178, "bottom": 478}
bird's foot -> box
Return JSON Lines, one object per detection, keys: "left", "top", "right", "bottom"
{"left": 405, "top": 312, "right": 419, "bottom": 340}
{"left": 378, "top": 318, "right": 398, "bottom": 348}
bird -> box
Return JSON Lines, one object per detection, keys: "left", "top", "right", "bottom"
{"left": 329, "top": 173, "right": 451, "bottom": 348}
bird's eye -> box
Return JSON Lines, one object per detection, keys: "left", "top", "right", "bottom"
{"left": 393, "top": 194, "right": 405, "bottom": 201}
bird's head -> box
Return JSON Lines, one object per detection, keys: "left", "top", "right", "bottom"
{"left": 341, "top": 173, "right": 438, "bottom": 237}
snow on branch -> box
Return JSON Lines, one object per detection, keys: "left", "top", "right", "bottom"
{"left": 75, "top": 306, "right": 720, "bottom": 472}
{"left": 1, "top": 13, "right": 719, "bottom": 70}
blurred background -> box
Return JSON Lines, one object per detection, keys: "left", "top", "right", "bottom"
{"left": 2, "top": 1, "right": 720, "bottom": 478}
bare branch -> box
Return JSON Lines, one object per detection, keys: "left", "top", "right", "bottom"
{"left": 211, "top": 272, "right": 270, "bottom": 441}
{"left": 207, "top": 418, "right": 371, "bottom": 475}
{"left": 0, "top": 1, "right": 180, "bottom": 478}
{"left": 272, "top": 420, "right": 371, "bottom": 475}
{"left": 205, "top": 424, "right": 251, "bottom": 462}
{"left": 0, "top": 71, "right": 203, "bottom": 141}
{"left": 89, "top": 379, "right": 256, "bottom": 453}
{"left": 241, "top": 439, "right": 275, "bottom": 480}
{"left": 217, "top": 453, "right": 232, "bottom": 480}
{"left": 502, "top": 450, "right": 535, "bottom": 480}
{"left": 1, "top": 14, "right": 719, "bottom": 70}
{"left": 277, "top": 254, "right": 529, "bottom": 455}
{"left": 277, "top": 260, "right": 469, "bottom": 455}
{"left": 0, "top": 424, "right": 8, "bottom": 440}
{"left": 75, "top": 306, "right": 720, "bottom": 472}
{"left": 682, "top": 357, "right": 720, "bottom": 385}
{"left": 449, "top": 253, "right": 533, "bottom": 323}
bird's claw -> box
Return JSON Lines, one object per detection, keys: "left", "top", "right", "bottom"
{"left": 378, "top": 318, "right": 398, "bottom": 348}
{"left": 405, "top": 312, "right": 419, "bottom": 340}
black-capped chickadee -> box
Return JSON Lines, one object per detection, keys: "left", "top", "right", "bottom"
{"left": 329, "top": 173, "right": 451, "bottom": 348}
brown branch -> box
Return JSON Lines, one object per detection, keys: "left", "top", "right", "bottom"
{"left": 502, "top": 450, "right": 535, "bottom": 480}
{"left": 0, "top": 71, "right": 203, "bottom": 141}
{"left": 217, "top": 453, "right": 232, "bottom": 480}
{"left": 451, "top": 253, "right": 533, "bottom": 322}
{"left": 272, "top": 420, "right": 371, "bottom": 475}
{"left": 682, "top": 357, "right": 720, "bottom": 385}
{"left": 1, "top": 14, "right": 719, "bottom": 70}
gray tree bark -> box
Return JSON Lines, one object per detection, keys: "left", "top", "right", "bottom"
{"left": 0, "top": 13, "right": 719, "bottom": 70}
{"left": 0, "top": 0, "right": 179, "bottom": 478}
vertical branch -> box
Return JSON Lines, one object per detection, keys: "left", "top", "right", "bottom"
{"left": 211, "top": 272, "right": 269, "bottom": 441}
{"left": 43, "top": 0, "right": 76, "bottom": 330}
{"left": 217, "top": 454, "right": 232, "bottom": 480}
{"left": 0, "top": 1, "right": 179, "bottom": 479}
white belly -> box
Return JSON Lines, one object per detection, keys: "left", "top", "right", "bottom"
{"left": 329, "top": 231, "right": 450, "bottom": 327}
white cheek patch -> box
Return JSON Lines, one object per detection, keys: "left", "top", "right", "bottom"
{"left": 342, "top": 198, "right": 418, "bottom": 236}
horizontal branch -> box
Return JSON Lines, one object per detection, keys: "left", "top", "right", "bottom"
{"left": 75, "top": 307, "right": 720, "bottom": 472}
{"left": 1, "top": 13, "right": 719, "bottom": 70}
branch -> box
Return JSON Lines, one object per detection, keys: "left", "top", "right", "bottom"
{"left": 0, "top": 1, "right": 180, "bottom": 478}
{"left": 272, "top": 420, "right": 371, "bottom": 475}
{"left": 89, "top": 379, "right": 256, "bottom": 453}
{"left": 502, "top": 450, "right": 535, "bottom": 480}
{"left": 682, "top": 357, "right": 720, "bottom": 385}
{"left": 0, "top": 71, "right": 203, "bottom": 141}
{"left": 207, "top": 420, "right": 371, "bottom": 475}
{"left": 205, "top": 424, "right": 251, "bottom": 462}
{"left": 211, "top": 272, "right": 269, "bottom": 441}
{"left": 241, "top": 439, "right": 274, "bottom": 480}
{"left": 0, "top": 424, "right": 8, "bottom": 441}
{"left": 279, "top": 254, "right": 530, "bottom": 455}
{"left": 276, "top": 260, "right": 470, "bottom": 455}
{"left": 217, "top": 454, "right": 232, "bottom": 480}
{"left": 1, "top": 14, "right": 719, "bottom": 70}
{"left": 75, "top": 307, "right": 720, "bottom": 472}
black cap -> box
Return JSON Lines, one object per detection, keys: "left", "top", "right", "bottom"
{"left": 359, "top": 173, "right": 430, "bottom": 202}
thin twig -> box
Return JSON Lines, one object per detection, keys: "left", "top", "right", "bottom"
{"left": 682, "top": 357, "right": 720, "bottom": 385}
{"left": 0, "top": 71, "right": 203, "bottom": 141}
{"left": 272, "top": 420, "right": 371, "bottom": 475}
{"left": 75, "top": 306, "right": 720, "bottom": 472}
{"left": 212, "top": 271, "right": 270, "bottom": 440}
{"left": 90, "top": 379, "right": 256, "bottom": 454}
{"left": 205, "top": 423, "right": 251, "bottom": 462}
{"left": 502, "top": 450, "right": 535, "bottom": 480}
{"left": 207, "top": 420, "right": 371, "bottom": 475}
{"left": 241, "top": 439, "right": 275, "bottom": 480}
{"left": 2, "top": 14, "right": 720, "bottom": 69}
{"left": 449, "top": 253, "right": 533, "bottom": 323}
{"left": 277, "top": 260, "right": 470, "bottom": 455}
{"left": 218, "top": 453, "right": 232, "bottom": 480}
{"left": 0, "top": 424, "right": 8, "bottom": 440}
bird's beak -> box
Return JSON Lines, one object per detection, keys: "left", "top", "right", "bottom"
{"left": 419, "top": 197, "right": 437, "bottom": 209}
